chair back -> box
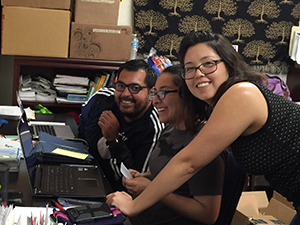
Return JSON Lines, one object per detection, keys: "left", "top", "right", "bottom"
{"left": 214, "top": 150, "right": 246, "bottom": 225}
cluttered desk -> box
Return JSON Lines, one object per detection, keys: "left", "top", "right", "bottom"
{"left": 0, "top": 109, "right": 122, "bottom": 224}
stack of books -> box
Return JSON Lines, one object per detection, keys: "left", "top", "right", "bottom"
{"left": 19, "top": 75, "right": 57, "bottom": 103}
{"left": 54, "top": 74, "right": 89, "bottom": 103}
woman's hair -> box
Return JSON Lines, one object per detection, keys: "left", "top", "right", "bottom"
{"left": 178, "top": 31, "right": 264, "bottom": 113}
{"left": 162, "top": 65, "right": 202, "bottom": 135}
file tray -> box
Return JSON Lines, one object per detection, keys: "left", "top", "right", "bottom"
{"left": 34, "top": 132, "right": 93, "bottom": 164}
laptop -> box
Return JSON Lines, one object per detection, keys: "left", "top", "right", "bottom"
{"left": 17, "top": 118, "right": 107, "bottom": 198}
{"left": 17, "top": 93, "right": 75, "bottom": 139}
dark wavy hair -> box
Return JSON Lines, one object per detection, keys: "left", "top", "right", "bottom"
{"left": 116, "top": 59, "right": 157, "bottom": 90}
{"left": 162, "top": 65, "right": 202, "bottom": 135}
{"left": 178, "top": 31, "right": 264, "bottom": 119}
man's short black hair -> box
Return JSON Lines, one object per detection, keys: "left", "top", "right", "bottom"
{"left": 117, "top": 59, "right": 157, "bottom": 90}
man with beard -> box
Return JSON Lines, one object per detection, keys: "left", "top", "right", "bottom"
{"left": 79, "top": 60, "right": 164, "bottom": 191}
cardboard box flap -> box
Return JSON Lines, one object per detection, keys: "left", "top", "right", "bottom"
{"left": 237, "top": 195, "right": 260, "bottom": 217}
{"left": 262, "top": 192, "right": 296, "bottom": 224}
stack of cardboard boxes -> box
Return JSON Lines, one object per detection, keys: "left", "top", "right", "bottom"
{"left": 69, "top": 0, "right": 132, "bottom": 61}
{"left": 1, "top": 0, "right": 132, "bottom": 61}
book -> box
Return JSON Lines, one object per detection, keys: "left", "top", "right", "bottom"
{"left": 86, "top": 81, "right": 95, "bottom": 100}
{"left": 107, "top": 71, "right": 116, "bottom": 87}
{"left": 54, "top": 74, "right": 89, "bottom": 86}
{"left": 67, "top": 93, "right": 87, "bottom": 102}
{"left": 94, "top": 75, "right": 107, "bottom": 93}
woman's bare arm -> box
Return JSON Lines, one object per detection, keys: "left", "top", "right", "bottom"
{"left": 107, "top": 82, "right": 268, "bottom": 216}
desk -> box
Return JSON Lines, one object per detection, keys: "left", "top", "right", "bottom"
{"left": 1, "top": 113, "right": 112, "bottom": 207}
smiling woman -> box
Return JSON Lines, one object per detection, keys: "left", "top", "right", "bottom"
{"left": 117, "top": 65, "right": 226, "bottom": 225}
{"left": 106, "top": 31, "right": 300, "bottom": 225}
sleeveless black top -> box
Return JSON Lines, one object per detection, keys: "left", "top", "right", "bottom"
{"left": 231, "top": 81, "right": 300, "bottom": 207}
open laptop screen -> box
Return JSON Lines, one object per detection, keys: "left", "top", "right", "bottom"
{"left": 17, "top": 118, "right": 37, "bottom": 189}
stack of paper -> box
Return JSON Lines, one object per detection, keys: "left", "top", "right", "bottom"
{"left": 19, "top": 75, "right": 56, "bottom": 103}
{"left": 54, "top": 74, "right": 89, "bottom": 103}
{"left": 0, "top": 136, "right": 21, "bottom": 172}
{"left": 0, "top": 106, "right": 22, "bottom": 120}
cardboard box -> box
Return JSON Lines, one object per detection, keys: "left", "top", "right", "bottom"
{"left": 69, "top": 22, "right": 132, "bottom": 61}
{"left": 74, "top": 0, "right": 119, "bottom": 25}
{"left": 1, "top": 7, "right": 71, "bottom": 58}
{"left": 1, "top": 0, "right": 71, "bottom": 10}
{"left": 231, "top": 191, "right": 296, "bottom": 225}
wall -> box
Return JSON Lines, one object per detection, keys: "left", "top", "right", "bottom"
{"left": 0, "top": 0, "right": 134, "bottom": 106}
{"left": 0, "top": 55, "right": 14, "bottom": 105}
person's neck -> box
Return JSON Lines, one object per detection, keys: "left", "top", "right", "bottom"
{"left": 174, "top": 120, "right": 186, "bottom": 131}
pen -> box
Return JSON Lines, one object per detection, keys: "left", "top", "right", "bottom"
{"left": 51, "top": 200, "right": 66, "bottom": 211}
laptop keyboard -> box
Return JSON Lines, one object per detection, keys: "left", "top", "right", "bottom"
{"left": 46, "top": 166, "right": 75, "bottom": 193}
{"left": 35, "top": 125, "right": 56, "bottom": 136}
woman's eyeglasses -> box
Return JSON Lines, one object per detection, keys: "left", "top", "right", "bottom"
{"left": 115, "top": 81, "right": 147, "bottom": 94}
{"left": 182, "top": 59, "right": 223, "bottom": 80}
{"left": 148, "top": 90, "right": 178, "bottom": 101}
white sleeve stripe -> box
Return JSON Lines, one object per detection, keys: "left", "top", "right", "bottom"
{"left": 141, "top": 109, "right": 165, "bottom": 173}
{"left": 110, "top": 158, "right": 122, "bottom": 180}
{"left": 82, "top": 87, "right": 115, "bottom": 106}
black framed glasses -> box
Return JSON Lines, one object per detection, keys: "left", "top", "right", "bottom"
{"left": 182, "top": 59, "right": 223, "bottom": 80}
{"left": 115, "top": 81, "right": 147, "bottom": 94}
{"left": 148, "top": 90, "right": 178, "bottom": 101}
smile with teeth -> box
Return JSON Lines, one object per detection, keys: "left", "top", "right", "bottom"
{"left": 197, "top": 82, "right": 210, "bottom": 87}
{"left": 157, "top": 108, "right": 165, "bottom": 112}
{"left": 121, "top": 99, "right": 134, "bottom": 105}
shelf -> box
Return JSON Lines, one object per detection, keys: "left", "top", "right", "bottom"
{"left": 21, "top": 101, "right": 83, "bottom": 108}
{"left": 12, "top": 56, "right": 124, "bottom": 110}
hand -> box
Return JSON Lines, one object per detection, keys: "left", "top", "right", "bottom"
{"left": 98, "top": 110, "right": 119, "bottom": 140}
{"left": 128, "top": 169, "right": 141, "bottom": 178}
{"left": 106, "top": 191, "right": 137, "bottom": 216}
{"left": 123, "top": 176, "right": 151, "bottom": 196}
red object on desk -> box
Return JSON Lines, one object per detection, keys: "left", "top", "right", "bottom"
{"left": 52, "top": 200, "right": 66, "bottom": 211}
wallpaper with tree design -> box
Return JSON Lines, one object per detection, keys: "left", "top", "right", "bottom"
{"left": 133, "top": 0, "right": 300, "bottom": 74}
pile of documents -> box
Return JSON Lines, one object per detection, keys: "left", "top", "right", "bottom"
{"left": 54, "top": 74, "right": 89, "bottom": 103}
{"left": 19, "top": 75, "right": 56, "bottom": 103}
{"left": 0, "top": 136, "right": 22, "bottom": 172}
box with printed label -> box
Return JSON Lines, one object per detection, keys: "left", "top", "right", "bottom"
{"left": 1, "top": 0, "right": 71, "bottom": 10}
{"left": 69, "top": 22, "right": 132, "bottom": 61}
{"left": 231, "top": 191, "right": 296, "bottom": 225}
{"left": 1, "top": 6, "right": 71, "bottom": 58}
{"left": 74, "top": 0, "right": 119, "bottom": 25}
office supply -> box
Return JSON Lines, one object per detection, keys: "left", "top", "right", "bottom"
{"left": 0, "top": 106, "right": 22, "bottom": 120}
{"left": 51, "top": 200, "right": 65, "bottom": 211}
{"left": 17, "top": 94, "right": 75, "bottom": 139}
{"left": 0, "top": 136, "right": 21, "bottom": 172}
{"left": 120, "top": 162, "right": 132, "bottom": 179}
{"left": 34, "top": 132, "right": 93, "bottom": 164}
{"left": 66, "top": 202, "right": 113, "bottom": 223}
{"left": 17, "top": 119, "right": 107, "bottom": 198}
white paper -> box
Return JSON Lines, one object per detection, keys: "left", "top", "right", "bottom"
{"left": 120, "top": 162, "right": 132, "bottom": 178}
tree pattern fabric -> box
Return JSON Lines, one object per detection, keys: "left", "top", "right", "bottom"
{"left": 133, "top": 0, "right": 300, "bottom": 74}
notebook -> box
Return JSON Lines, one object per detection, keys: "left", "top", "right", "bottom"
{"left": 17, "top": 118, "right": 107, "bottom": 198}
{"left": 17, "top": 93, "right": 75, "bottom": 139}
